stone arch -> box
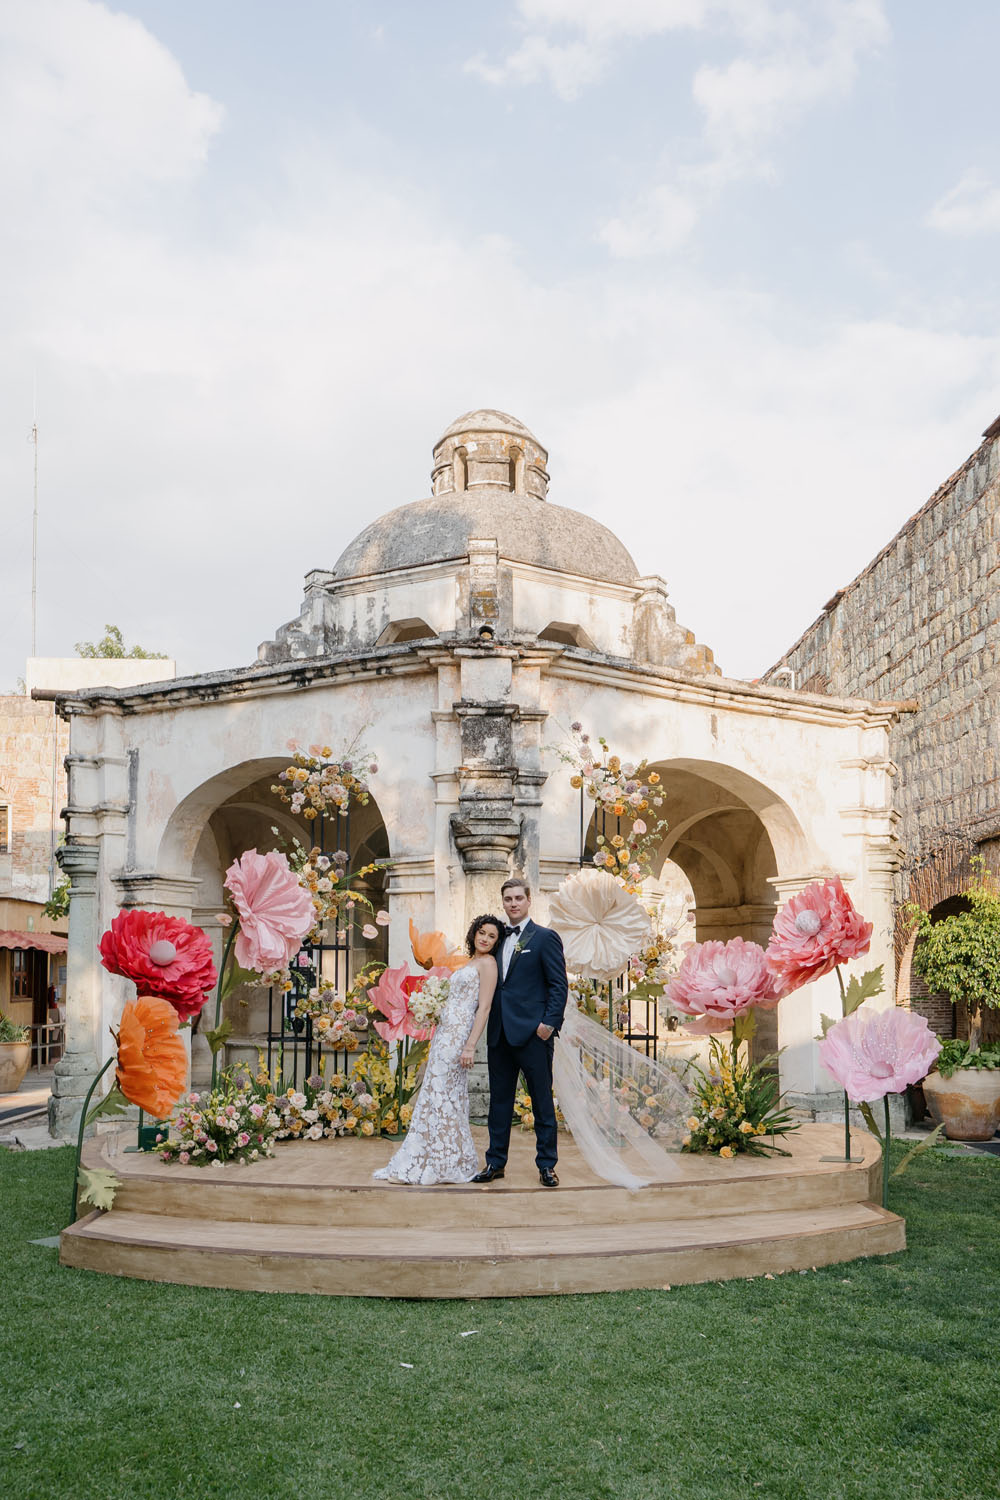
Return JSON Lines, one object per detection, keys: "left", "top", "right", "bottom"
{"left": 582, "top": 757, "right": 810, "bottom": 1059}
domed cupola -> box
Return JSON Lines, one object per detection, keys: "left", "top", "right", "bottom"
{"left": 430, "top": 410, "right": 550, "bottom": 501}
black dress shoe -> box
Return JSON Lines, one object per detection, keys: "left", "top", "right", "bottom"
{"left": 538, "top": 1168, "right": 559, "bottom": 1188}
{"left": 471, "top": 1165, "right": 505, "bottom": 1183}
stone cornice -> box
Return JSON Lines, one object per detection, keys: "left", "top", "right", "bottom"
{"left": 540, "top": 657, "right": 903, "bottom": 730}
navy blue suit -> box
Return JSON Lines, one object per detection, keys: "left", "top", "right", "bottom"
{"left": 486, "top": 920, "right": 568, "bottom": 1172}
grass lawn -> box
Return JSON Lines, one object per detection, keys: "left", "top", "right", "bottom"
{"left": 1, "top": 1142, "right": 997, "bottom": 1500}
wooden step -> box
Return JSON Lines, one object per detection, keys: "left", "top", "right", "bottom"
{"left": 60, "top": 1201, "right": 905, "bottom": 1298}
{"left": 88, "top": 1123, "right": 883, "bottom": 1230}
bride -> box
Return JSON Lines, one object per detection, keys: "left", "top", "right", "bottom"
{"left": 373, "top": 915, "right": 500, "bottom": 1185}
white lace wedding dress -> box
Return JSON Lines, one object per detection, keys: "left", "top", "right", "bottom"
{"left": 373, "top": 963, "right": 481, "bottom": 1185}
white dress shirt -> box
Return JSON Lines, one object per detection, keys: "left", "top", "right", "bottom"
{"left": 501, "top": 921, "right": 526, "bottom": 979}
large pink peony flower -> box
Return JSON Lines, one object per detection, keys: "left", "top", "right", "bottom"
{"left": 99, "top": 910, "right": 217, "bottom": 1022}
{"left": 224, "top": 849, "right": 315, "bottom": 973}
{"left": 819, "top": 1006, "right": 941, "bottom": 1102}
{"left": 765, "top": 878, "right": 873, "bottom": 994}
{"left": 666, "top": 937, "right": 783, "bottom": 1033}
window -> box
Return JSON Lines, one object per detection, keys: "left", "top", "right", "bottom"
{"left": 11, "top": 949, "right": 31, "bottom": 998}
{"left": 376, "top": 618, "right": 437, "bottom": 646}
{"left": 537, "top": 621, "right": 597, "bottom": 650}
{"left": 0, "top": 802, "right": 9, "bottom": 855}
{"left": 453, "top": 447, "right": 469, "bottom": 492}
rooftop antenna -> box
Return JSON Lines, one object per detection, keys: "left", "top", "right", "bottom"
{"left": 30, "top": 377, "right": 38, "bottom": 657}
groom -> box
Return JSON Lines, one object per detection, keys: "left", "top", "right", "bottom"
{"left": 472, "top": 876, "right": 568, "bottom": 1188}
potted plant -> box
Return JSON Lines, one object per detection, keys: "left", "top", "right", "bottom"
{"left": 0, "top": 1012, "right": 32, "bottom": 1094}
{"left": 908, "top": 865, "right": 1000, "bottom": 1140}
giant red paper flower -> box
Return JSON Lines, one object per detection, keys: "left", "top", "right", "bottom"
{"left": 666, "top": 937, "right": 783, "bottom": 1033}
{"left": 819, "top": 1006, "right": 941, "bottom": 1102}
{"left": 99, "top": 910, "right": 217, "bottom": 1021}
{"left": 765, "top": 878, "right": 873, "bottom": 994}
{"left": 115, "top": 995, "right": 188, "bottom": 1117}
{"left": 224, "top": 849, "right": 315, "bottom": 973}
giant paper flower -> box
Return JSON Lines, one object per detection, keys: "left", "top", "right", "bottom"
{"left": 367, "top": 965, "right": 441, "bottom": 1043}
{"left": 765, "top": 878, "right": 872, "bottom": 993}
{"left": 114, "top": 995, "right": 188, "bottom": 1117}
{"left": 548, "top": 869, "right": 650, "bottom": 983}
{"left": 224, "top": 849, "right": 315, "bottom": 973}
{"left": 99, "top": 910, "right": 217, "bottom": 1022}
{"left": 666, "top": 937, "right": 783, "bottom": 1033}
{"left": 408, "top": 921, "right": 467, "bottom": 971}
{"left": 819, "top": 1006, "right": 941, "bottom": 1102}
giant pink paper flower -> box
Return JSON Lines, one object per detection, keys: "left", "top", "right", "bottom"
{"left": 99, "top": 910, "right": 217, "bottom": 1022}
{"left": 819, "top": 1006, "right": 941, "bottom": 1102}
{"left": 765, "top": 878, "right": 872, "bottom": 994}
{"left": 368, "top": 965, "right": 430, "bottom": 1043}
{"left": 224, "top": 849, "right": 315, "bottom": 973}
{"left": 666, "top": 937, "right": 783, "bottom": 1033}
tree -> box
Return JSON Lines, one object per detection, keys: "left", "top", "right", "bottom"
{"left": 75, "top": 624, "right": 167, "bottom": 660}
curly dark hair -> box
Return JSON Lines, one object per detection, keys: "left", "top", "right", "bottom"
{"left": 465, "top": 913, "right": 504, "bottom": 956}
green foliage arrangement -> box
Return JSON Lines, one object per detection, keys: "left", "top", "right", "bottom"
{"left": 0, "top": 1011, "right": 29, "bottom": 1043}
{"left": 933, "top": 1037, "right": 1000, "bottom": 1078}
{"left": 907, "top": 861, "right": 1000, "bottom": 1059}
{"left": 682, "top": 1036, "right": 799, "bottom": 1158}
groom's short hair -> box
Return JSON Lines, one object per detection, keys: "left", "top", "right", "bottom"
{"left": 501, "top": 876, "right": 530, "bottom": 897}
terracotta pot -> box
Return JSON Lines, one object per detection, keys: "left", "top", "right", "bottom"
{"left": 923, "top": 1067, "right": 1000, "bottom": 1141}
{"left": 0, "top": 1041, "right": 32, "bottom": 1094}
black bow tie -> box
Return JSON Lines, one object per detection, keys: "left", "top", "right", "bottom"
{"left": 504, "top": 924, "right": 522, "bottom": 939}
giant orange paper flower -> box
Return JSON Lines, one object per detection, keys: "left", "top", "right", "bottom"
{"left": 115, "top": 996, "right": 188, "bottom": 1117}
{"left": 409, "top": 920, "right": 466, "bottom": 971}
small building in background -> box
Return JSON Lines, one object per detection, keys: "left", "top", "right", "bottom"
{"left": 0, "top": 656, "right": 174, "bottom": 1070}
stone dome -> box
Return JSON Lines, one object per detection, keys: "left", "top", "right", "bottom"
{"left": 331, "top": 411, "right": 640, "bottom": 586}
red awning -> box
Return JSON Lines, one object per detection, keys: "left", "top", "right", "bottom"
{"left": 0, "top": 930, "right": 68, "bottom": 954}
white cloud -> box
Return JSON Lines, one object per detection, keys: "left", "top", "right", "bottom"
{"left": 471, "top": 1, "right": 888, "bottom": 257}
{"left": 926, "top": 169, "right": 1000, "bottom": 236}
{"left": 598, "top": 183, "right": 700, "bottom": 256}
{"left": 1, "top": 0, "right": 996, "bottom": 694}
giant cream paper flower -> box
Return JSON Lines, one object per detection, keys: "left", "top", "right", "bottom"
{"left": 548, "top": 868, "right": 651, "bottom": 983}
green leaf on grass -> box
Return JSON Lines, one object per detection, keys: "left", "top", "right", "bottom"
{"left": 204, "top": 1018, "right": 233, "bottom": 1056}
{"left": 891, "top": 1121, "right": 947, "bottom": 1179}
{"left": 841, "top": 966, "right": 884, "bottom": 1015}
{"left": 77, "top": 1166, "right": 121, "bottom": 1212}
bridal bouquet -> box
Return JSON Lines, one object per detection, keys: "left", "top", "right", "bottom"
{"left": 407, "top": 974, "right": 450, "bottom": 1031}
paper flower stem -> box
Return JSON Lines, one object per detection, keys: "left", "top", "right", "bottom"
{"left": 835, "top": 966, "right": 851, "bottom": 1161}
{"left": 69, "top": 1055, "right": 115, "bottom": 1226}
{"left": 210, "top": 921, "right": 240, "bottom": 1089}
{"left": 882, "top": 1095, "right": 891, "bottom": 1210}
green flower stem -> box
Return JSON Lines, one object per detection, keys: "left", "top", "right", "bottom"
{"left": 210, "top": 921, "right": 240, "bottom": 1089}
{"left": 835, "top": 966, "right": 851, "bottom": 1161}
{"left": 883, "top": 1095, "right": 891, "bottom": 1210}
{"left": 69, "top": 1055, "right": 115, "bottom": 1227}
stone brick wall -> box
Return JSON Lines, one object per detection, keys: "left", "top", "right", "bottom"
{"left": 0, "top": 695, "right": 68, "bottom": 905}
{"left": 770, "top": 422, "right": 1000, "bottom": 858}
{"left": 766, "top": 418, "right": 1000, "bottom": 1021}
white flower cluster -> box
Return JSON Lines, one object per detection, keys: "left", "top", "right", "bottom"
{"left": 408, "top": 975, "right": 450, "bottom": 1030}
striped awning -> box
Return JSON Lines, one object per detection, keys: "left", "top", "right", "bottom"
{"left": 0, "top": 930, "right": 68, "bottom": 954}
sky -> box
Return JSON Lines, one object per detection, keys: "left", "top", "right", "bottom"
{"left": 3, "top": 0, "right": 1000, "bottom": 689}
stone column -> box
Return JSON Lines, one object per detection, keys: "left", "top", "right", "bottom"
{"left": 48, "top": 841, "right": 102, "bottom": 1138}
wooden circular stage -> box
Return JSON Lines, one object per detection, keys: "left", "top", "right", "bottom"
{"left": 61, "top": 1124, "right": 904, "bottom": 1297}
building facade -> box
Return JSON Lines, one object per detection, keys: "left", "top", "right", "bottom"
{"left": 50, "top": 411, "right": 901, "bottom": 1133}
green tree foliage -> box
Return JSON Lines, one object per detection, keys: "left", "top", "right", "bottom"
{"left": 908, "top": 863, "right": 1000, "bottom": 1055}
{"left": 74, "top": 623, "right": 167, "bottom": 660}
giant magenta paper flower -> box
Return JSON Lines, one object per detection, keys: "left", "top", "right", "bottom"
{"left": 224, "top": 849, "right": 315, "bottom": 972}
{"left": 114, "top": 995, "right": 188, "bottom": 1117}
{"left": 368, "top": 965, "right": 451, "bottom": 1042}
{"left": 408, "top": 920, "right": 467, "bottom": 971}
{"left": 99, "top": 910, "right": 217, "bottom": 1021}
{"left": 819, "top": 1006, "right": 941, "bottom": 1102}
{"left": 765, "top": 878, "right": 873, "bottom": 993}
{"left": 666, "top": 937, "right": 783, "bottom": 1033}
